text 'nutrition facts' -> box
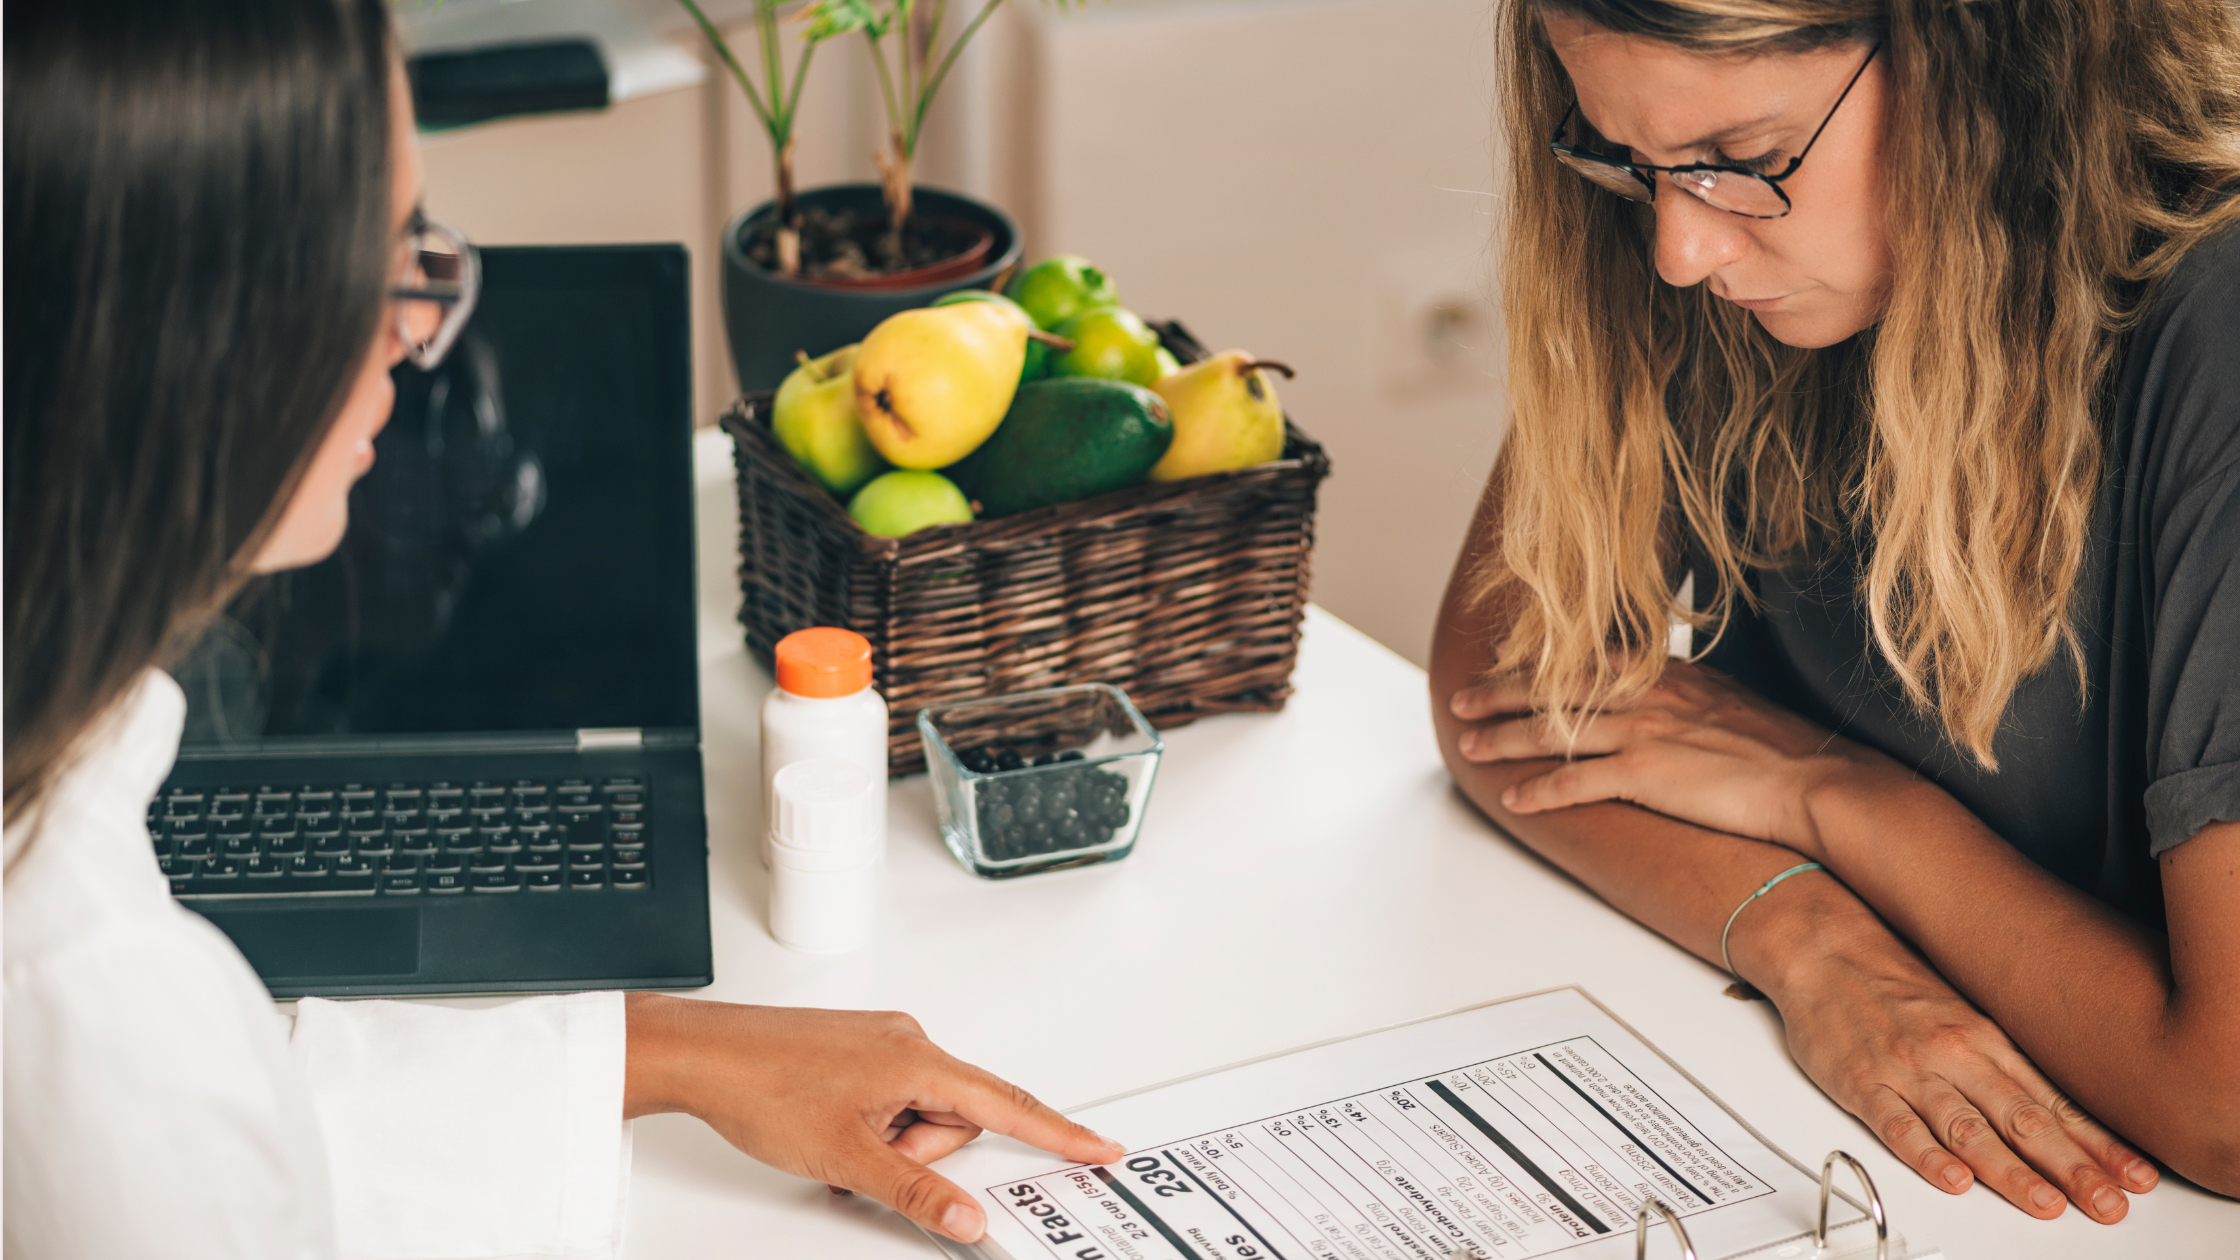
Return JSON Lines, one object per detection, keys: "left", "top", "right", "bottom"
{"left": 992, "top": 1036, "right": 1774, "bottom": 1260}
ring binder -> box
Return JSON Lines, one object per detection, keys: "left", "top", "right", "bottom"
{"left": 1817, "top": 1150, "right": 1889, "bottom": 1260}
{"left": 1634, "top": 1197, "right": 1699, "bottom": 1260}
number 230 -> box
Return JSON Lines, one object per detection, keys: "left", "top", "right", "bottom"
{"left": 1126, "top": 1156, "right": 1195, "bottom": 1197}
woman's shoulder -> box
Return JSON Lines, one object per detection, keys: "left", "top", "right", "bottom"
{"left": 2116, "top": 216, "right": 2240, "bottom": 500}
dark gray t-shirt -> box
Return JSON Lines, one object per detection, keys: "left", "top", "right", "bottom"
{"left": 1696, "top": 223, "right": 2240, "bottom": 925}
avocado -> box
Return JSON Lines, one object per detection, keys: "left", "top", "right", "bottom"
{"left": 949, "top": 377, "right": 1174, "bottom": 517}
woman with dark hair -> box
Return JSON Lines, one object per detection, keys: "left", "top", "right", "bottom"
{"left": 1433, "top": 0, "right": 2239, "bottom": 1226}
{"left": 2, "top": 2, "right": 1117, "bottom": 1254}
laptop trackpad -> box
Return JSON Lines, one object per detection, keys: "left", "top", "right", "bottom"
{"left": 204, "top": 909, "right": 420, "bottom": 979}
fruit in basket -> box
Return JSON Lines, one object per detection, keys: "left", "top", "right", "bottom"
{"left": 1152, "top": 346, "right": 1182, "bottom": 380}
{"left": 854, "top": 302, "right": 1030, "bottom": 468}
{"left": 933, "top": 290, "right": 1052, "bottom": 384}
{"left": 846, "top": 470, "right": 975, "bottom": 536}
{"left": 1148, "top": 352, "right": 1294, "bottom": 482}
{"left": 771, "top": 345, "right": 887, "bottom": 495}
{"left": 1048, "top": 308, "right": 1163, "bottom": 388}
{"left": 947, "top": 378, "right": 1174, "bottom": 517}
{"left": 1004, "top": 256, "right": 1119, "bottom": 331}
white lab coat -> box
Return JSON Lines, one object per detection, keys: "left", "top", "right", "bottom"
{"left": 4, "top": 672, "right": 632, "bottom": 1259}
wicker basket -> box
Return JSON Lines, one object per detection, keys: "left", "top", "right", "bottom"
{"left": 721, "top": 322, "right": 1331, "bottom": 774}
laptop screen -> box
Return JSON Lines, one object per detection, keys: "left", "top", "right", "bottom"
{"left": 176, "top": 245, "right": 699, "bottom": 747}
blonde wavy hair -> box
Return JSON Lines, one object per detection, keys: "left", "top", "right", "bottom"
{"left": 1481, "top": 0, "right": 2240, "bottom": 766}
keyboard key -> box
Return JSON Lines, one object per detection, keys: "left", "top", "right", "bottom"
{"left": 610, "top": 849, "right": 648, "bottom": 871}
{"left": 331, "top": 858, "right": 378, "bottom": 893}
{"left": 565, "top": 868, "right": 606, "bottom": 890}
{"left": 190, "top": 859, "right": 243, "bottom": 892}
{"left": 610, "top": 826, "right": 646, "bottom": 851}
{"left": 254, "top": 793, "right": 293, "bottom": 816}
{"left": 383, "top": 809, "right": 423, "bottom": 830}
{"left": 208, "top": 794, "right": 249, "bottom": 818}
{"left": 425, "top": 787, "right": 465, "bottom": 809}
{"left": 440, "top": 830, "right": 482, "bottom": 855}
{"left": 393, "top": 829, "right": 436, "bottom": 855}
{"left": 178, "top": 837, "right": 217, "bottom": 859}
{"left": 425, "top": 869, "right": 468, "bottom": 895}
{"left": 313, "top": 833, "right": 353, "bottom": 856}
{"left": 512, "top": 805, "right": 552, "bottom": 827}
{"left": 383, "top": 788, "right": 422, "bottom": 810}
{"left": 470, "top": 807, "right": 508, "bottom": 827}
{"left": 610, "top": 809, "right": 645, "bottom": 827}
{"left": 265, "top": 833, "right": 308, "bottom": 857}
{"left": 556, "top": 790, "right": 596, "bottom": 810}
{"left": 296, "top": 791, "right": 335, "bottom": 810}
{"left": 567, "top": 851, "right": 607, "bottom": 870}
{"left": 223, "top": 835, "right": 260, "bottom": 858}
{"left": 471, "top": 871, "right": 522, "bottom": 894}
{"left": 512, "top": 854, "right": 561, "bottom": 873}
{"left": 516, "top": 824, "right": 558, "bottom": 850}
{"left": 379, "top": 872, "right": 424, "bottom": 895}
{"left": 478, "top": 826, "right": 518, "bottom": 851}
{"left": 285, "top": 856, "right": 330, "bottom": 890}
{"left": 559, "top": 811, "right": 606, "bottom": 848}
{"left": 610, "top": 868, "right": 648, "bottom": 890}
{"left": 524, "top": 870, "right": 564, "bottom": 891}
{"left": 469, "top": 851, "right": 510, "bottom": 872}
{"left": 244, "top": 856, "right": 286, "bottom": 880}
{"left": 339, "top": 789, "right": 378, "bottom": 809}
{"left": 353, "top": 832, "right": 396, "bottom": 858}
{"left": 214, "top": 816, "right": 252, "bottom": 837}
{"left": 469, "top": 786, "right": 508, "bottom": 806}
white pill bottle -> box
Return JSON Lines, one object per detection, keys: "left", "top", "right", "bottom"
{"left": 768, "top": 760, "right": 879, "bottom": 953}
{"left": 761, "top": 626, "right": 887, "bottom": 866}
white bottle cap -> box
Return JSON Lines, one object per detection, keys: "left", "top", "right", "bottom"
{"left": 772, "top": 759, "right": 876, "bottom": 853}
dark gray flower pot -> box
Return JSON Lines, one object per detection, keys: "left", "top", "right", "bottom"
{"left": 721, "top": 183, "right": 1023, "bottom": 394}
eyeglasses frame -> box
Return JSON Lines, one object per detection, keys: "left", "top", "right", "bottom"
{"left": 1548, "top": 41, "right": 1883, "bottom": 220}
{"left": 387, "top": 213, "right": 480, "bottom": 370}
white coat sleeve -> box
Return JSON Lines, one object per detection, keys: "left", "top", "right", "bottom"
{"left": 288, "top": 991, "right": 632, "bottom": 1260}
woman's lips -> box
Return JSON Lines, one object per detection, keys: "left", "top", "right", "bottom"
{"left": 1727, "top": 293, "right": 1793, "bottom": 311}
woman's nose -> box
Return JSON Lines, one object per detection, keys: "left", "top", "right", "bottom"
{"left": 1652, "top": 184, "right": 1751, "bottom": 288}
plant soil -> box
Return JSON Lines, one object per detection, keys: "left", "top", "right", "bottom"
{"left": 743, "top": 206, "right": 986, "bottom": 281}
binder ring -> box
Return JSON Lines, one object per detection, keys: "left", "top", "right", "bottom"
{"left": 1633, "top": 1197, "right": 1698, "bottom": 1260}
{"left": 1815, "top": 1150, "right": 1889, "bottom": 1260}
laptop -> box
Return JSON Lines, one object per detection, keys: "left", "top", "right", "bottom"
{"left": 153, "top": 244, "right": 713, "bottom": 998}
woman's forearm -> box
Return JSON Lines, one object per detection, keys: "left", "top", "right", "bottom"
{"left": 1801, "top": 777, "right": 2240, "bottom": 1189}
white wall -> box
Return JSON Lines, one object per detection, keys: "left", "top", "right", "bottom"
{"left": 1022, "top": 0, "right": 1511, "bottom": 665}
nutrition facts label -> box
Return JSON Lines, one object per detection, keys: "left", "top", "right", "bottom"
{"left": 990, "top": 1035, "right": 1772, "bottom": 1260}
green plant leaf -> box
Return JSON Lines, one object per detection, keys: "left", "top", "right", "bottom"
{"left": 801, "top": 0, "right": 883, "bottom": 40}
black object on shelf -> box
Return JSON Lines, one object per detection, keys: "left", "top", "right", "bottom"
{"left": 407, "top": 39, "right": 609, "bottom": 130}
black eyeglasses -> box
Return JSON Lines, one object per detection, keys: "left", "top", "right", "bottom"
{"left": 1549, "top": 42, "right": 1881, "bottom": 219}
{"left": 389, "top": 211, "right": 479, "bottom": 369}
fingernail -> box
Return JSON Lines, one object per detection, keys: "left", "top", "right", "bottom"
{"left": 827, "top": 1185, "right": 850, "bottom": 1196}
{"left": 2126, "top": 1159, "right": 2158, "bottom": 1188}
{"left": 1499, "top": 787, "right": 1516, "bottom": 807}
{"left": 1459, "top": 730, "right": 1477, "bottom": 755}
{"left": 1941, "top": 1165, "right": 1969, "bottom": 1189}
{"left": 2030, "top": 1184, "right": 2062, "bottom": 1211}
{"left": 2092, "top": 1186, "right": 2124, "bottom": 1217}
{"left": 941, "top": 1201, "right": 985, "bottom": 1242}
{"left": 1093, "top": 1131, "right": 1123, "bottom": 1153}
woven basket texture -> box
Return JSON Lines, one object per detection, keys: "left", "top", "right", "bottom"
{"left": 721, "top": 323, "right": 1332, "bottom": 775}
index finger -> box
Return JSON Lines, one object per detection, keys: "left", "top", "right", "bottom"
{"left": 1449, "top": 682, "right": 1535, "bottom": 720}
{"left": 922, "top": 1057, "right": 1124, "bottom": 1166}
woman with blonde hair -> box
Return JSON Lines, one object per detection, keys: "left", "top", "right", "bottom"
{"left": 1433, "top": 0, "right": 2240, "bottom": 1223}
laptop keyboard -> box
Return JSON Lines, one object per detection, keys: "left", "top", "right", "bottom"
{"left": 151, "top": 776, "right": 650, "bottom": 899}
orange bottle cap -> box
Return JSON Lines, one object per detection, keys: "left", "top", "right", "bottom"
{"left": 775, "top": 627, "right": 874, "bottom": 698}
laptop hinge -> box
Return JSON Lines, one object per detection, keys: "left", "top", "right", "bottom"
{"left": 576, "top": 728, "right": 643, "bottom": 751}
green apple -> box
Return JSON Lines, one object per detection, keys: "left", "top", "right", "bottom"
{"left": 1048, "top": 307, "right": 1163, "bottom": 388}
{"left": 772, "top": 344, "right": 887, "bottom": 495}
{"left": 847, "top": 470, "right": 976, "bottom": 536}
{"left": 1004, "top": 256, "right": 1119, "bottom": 331}
{"left": 934, "top": 290, "right": 1051, "bottom": 383}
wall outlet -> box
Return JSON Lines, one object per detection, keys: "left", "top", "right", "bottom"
{"left": 1376, "top": 243, "right": 1500, "bottom": 397}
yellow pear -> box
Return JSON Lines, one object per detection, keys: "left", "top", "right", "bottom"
{"left": 1147, "top": 351, "right": 1293, "bottom": 481}
{"left": 853, "top": 301, "right": 1029, "bottom": 469}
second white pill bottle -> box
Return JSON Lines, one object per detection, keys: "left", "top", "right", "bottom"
{"left": 761, "top": 626, "right": 887, "bottom": 866}
{"left": 768, "top": 759, "right": 879, "bottom": 953}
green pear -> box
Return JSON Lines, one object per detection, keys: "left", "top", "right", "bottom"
{"left": 1004, "top": 256, "right": 1119, "bottom": 330}
{"left": 1147, "top": 351, "right": 1294, "bottom": 482}
{"left": 854, "top": 302, "right": 1030, "bottom": 468}
{"left": 1048, "top": 307, "right": 1163, "bottom": 388}
{"left": 847, "top": 470, "right": 976, "bottom": 536}
{"left": 772, "top": 344, "right": 887, "bottom": 495}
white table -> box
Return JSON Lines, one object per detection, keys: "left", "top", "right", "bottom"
{"left": 622, "top": 431, "right": 2237, "bottom": 1257}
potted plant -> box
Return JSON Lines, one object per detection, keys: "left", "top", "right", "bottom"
{"left": 680, "top": 0, "right": 1057, "bottom": 393}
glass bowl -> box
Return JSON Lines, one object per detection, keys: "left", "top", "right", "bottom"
{"left": 917, "top": 683, "right": 1163, "bottom": 879}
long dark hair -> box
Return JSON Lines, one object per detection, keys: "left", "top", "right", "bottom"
{"left": 4, "top": 0, "right": 397, "bottom": 824}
